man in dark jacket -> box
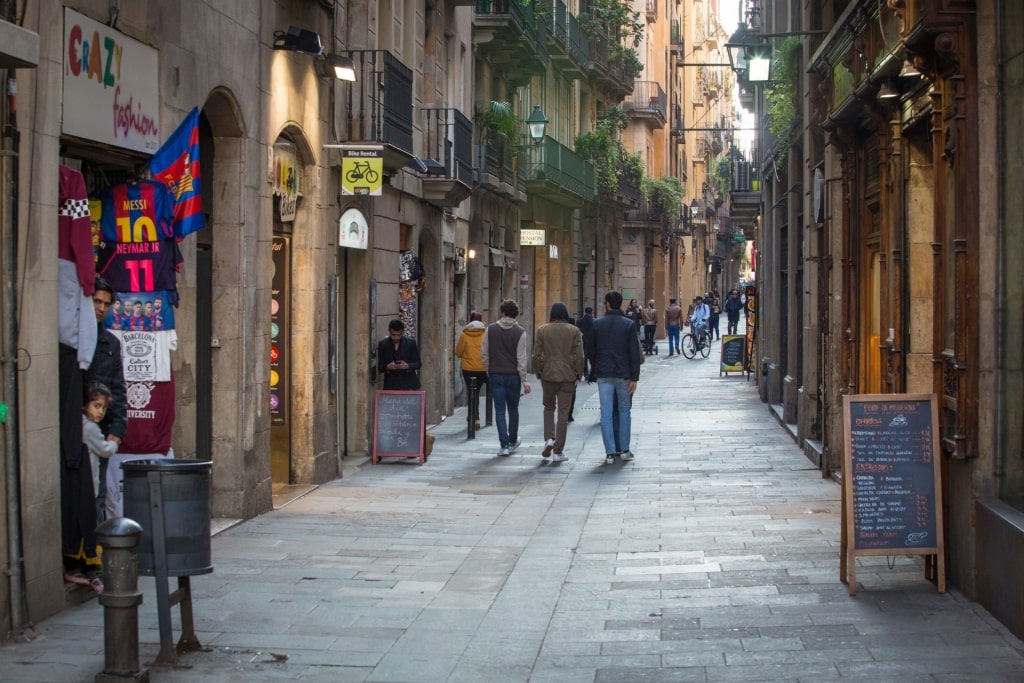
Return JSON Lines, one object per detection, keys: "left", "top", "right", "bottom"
{"left": 585, "top": 291, "right": 641, "bottom": 465}
{"left": 724, "top": 289, "right": 744, "bottom": 335}
{"left": 377, "top": 319, "right": 422, "bottom": 390}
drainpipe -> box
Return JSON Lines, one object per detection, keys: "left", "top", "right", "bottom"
{"left": 994, "top": 0, "right": 1006, "bottom": 490}
{"left": 2, "top": 69, "right": 28, "bottom": 635}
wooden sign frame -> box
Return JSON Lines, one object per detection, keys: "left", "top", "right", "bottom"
{"left": 841, "top": 394, "right": 945, "bottom": 595}
{"left": 372, "top": 390, "right": 425, "bottom": 463}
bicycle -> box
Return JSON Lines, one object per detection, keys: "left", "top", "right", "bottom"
{"left": 680, "top": 322, "right": 712, "bottom": 359}
{"left": 345, "top": 160, "right": 380, "bottom": 184}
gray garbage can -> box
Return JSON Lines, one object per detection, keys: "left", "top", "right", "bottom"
{"left": 121, "top": 459, "right": 213, "bottom": 577}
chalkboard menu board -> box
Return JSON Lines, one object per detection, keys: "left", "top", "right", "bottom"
{"left": 719, "top": 335, "right": 746, "bottom": 375}
{"left": 373, "top": 390, "right": 425, "bottom": 463}
{"left": 841, "top": 394, "right": 945, "bottom": 595}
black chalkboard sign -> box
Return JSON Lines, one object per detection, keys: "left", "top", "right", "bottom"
{"left": 373, "top": 390, "right": 425, "bottom": 463}
{"left": 841, "top": 394, "right": 945, "bottom": 595}
{"left": 719, "top": 335, "right": 746, "bottom": 375}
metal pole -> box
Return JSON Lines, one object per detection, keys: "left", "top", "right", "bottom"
{"left": 2, "top": 69, "right": 28, "bottom": 638}
{"left": 467, "top": 377, "right": 477, "bottom": 439}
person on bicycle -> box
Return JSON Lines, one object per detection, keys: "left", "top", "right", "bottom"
{"left": 690, "top": 296, "right": 711, "bottom": 342}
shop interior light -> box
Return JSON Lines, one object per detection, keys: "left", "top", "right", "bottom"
{"left": 878, "top": 81, "right": 899, "bottom": 99}
{"left": 899, "top": 59, "right": 922, "bottom": 79}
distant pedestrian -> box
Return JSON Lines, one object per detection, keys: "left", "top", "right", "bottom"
{"left": 585, "top": 291, "right": 641, "bottom": 465}
{"left": 576, "top": 306, "right": 596, "bottom": 378}
{"left": 725, "top": 290, "right": 744, "bottom": 335}
{"left": 708, "top": 294, "right": 722, "bottom": 340}
{"left": 456, "top": 311, "right": 487, "bottom": 430}
{"left": 664, "top": 298, "right": 683, "bottom": 356}
{"left": 377, "top": 319, "right": 421, "bottom": 390}
{"left": 482, "top": 299, "right": 531, "bottom": 456}
{"left": 532, "top": 302, "right": 584, "bottom": 463}
{"left": 625, "top": 298, "right": 643, "bottom": 335}
{"left": 641, "top": 299, "right": 658, "bottom": 354}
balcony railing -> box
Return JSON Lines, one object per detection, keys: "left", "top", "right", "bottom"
{"left": 624, "top": 81, "right": 666, "bottom": 126}
{"left": 523, "top": 137, "right": 594, "bottom": 206}
{"left": 338, "top": 50, "right": 414, "bottom": 162}
{"left": 476, "top": 133, "right": 522, "bottom": 200}
{"left": 585, "top": 33, "right": 635, "bottom": 98}
{"left": 670, "top": 19, "right": 683, "bottom": 54}
{"left": 474, "top": 0, "right": 549, "bottom": 85}
{"left": 422, "top": 108, "right": 474, "bottom": 186}
{"left": 546, "top": 0, "right": 588, "bottom": 75}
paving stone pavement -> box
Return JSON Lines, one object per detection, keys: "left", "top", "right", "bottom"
{"left": 3, "top": 334, "right": 1024, "bottom": 682}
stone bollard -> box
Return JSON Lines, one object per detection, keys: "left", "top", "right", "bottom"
{"left": 94, "top": 517, "right": 149, "bottom": 683}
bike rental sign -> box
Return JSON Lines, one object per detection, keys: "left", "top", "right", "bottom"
{"left": 341, "top": 145, "right": 384, "bottom": 196}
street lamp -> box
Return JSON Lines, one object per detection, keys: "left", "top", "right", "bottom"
{"left": 526, "top": 105, "right": 548, "bottom": 143}
{"left": 726, "top": 23, "right": 772, "bottom": 83}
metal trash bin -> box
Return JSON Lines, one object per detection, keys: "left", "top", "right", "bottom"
{"left": 122, "top": 459, "right": 213, "bottom": 577}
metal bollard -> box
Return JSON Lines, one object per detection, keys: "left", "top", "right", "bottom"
{"left": 95, "top": 517, "right": 149, "bottom": 683}
{"left": 467, "top": 377, "right": 477, "bottom": 439}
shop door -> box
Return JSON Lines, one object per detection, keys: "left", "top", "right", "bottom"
{"left": 270, "top": 233, "right": 291, "bottom": 482}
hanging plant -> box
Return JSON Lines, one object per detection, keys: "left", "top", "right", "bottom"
{"left": 575, "top": 106, "right": 632, "bottom": 195}
{"left": 641, "top": 176, "right": 684, "bottom": 219}
{"left": 475, "top": 101, "right": 521, "bottom": 145}
{"left": 764, "top": 37, "right": 801, "bottom": 151}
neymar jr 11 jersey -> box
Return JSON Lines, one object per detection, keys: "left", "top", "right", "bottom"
{"left": 96, "top": 238, "right": 183, "bottom": 293}
{"left": 98, "top": 180, "right": 175, "bottom": 243}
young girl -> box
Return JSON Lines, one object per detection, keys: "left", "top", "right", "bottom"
{"left": 83, "top": 382, "right": 118, "bottom": 515}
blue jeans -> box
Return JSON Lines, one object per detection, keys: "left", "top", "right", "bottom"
{"left": 597, "top": 378, "right": 632, "bottom": 455}
{"left": 667, "top": 324, "right": 680, "bottom": 353}
{"left": 488, "top": 373, "right": 521, "bottom": 448}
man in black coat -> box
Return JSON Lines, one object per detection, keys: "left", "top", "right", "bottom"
{"left": 377, "top": 318, "right": 422, "bottom": 390}
{"left": 585, "top": 291, "right": 641, "bottom": 466}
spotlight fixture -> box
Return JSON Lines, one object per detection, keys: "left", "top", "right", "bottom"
{"left": 877, "top": 81, "right": 899, "bottom": 100}
{"left": 272, "top": 27, "right": 324, "bottom": 56}
{"left": 324, "top": 53, "right": 356, "bottom": 81}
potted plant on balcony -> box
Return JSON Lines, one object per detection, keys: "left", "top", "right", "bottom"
{"left": 764, "top": 37, "right": 801, "bottom": 161}
{"left": 578, "top": 0, "right": 644, "bottom": 79}
{"left": 475, "top": 100, "right": 521, "bottom": 173}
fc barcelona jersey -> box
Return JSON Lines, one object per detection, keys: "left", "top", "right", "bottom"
{"left": 98, "top": 180, "right": 175, "bottom": 243}
{"left": 96, "top": 238, "right": 183, "bottom": 292}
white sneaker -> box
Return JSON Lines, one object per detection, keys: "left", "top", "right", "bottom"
{"left": 605, "top": 454, "right": 616, "bottom": 465}
{"left": 620, "top": 451, "right": 634, "bottom": 462}
{"left": 542, "top": 439, "right": 555, "bottom": 457}
{"left": 498, "top": 447, "right": 510, "bottom": 457}
{"left": 508, "top": 439, "right": 521, "bottom": 454}
{"left": 552, "top": 453, "right": 568, "bottom": 462}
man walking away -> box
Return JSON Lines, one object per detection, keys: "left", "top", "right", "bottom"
{"left": 664, "top": 298, "right": 683, "bottom": 356}
{"left": 585, "top": 291, "right": 641, "bottom": 465}
{"left": 482, "top": 299, "right": 531, "bottom": 456}
{"left": 532, "top": 302, "right": 584, "bottom": 463}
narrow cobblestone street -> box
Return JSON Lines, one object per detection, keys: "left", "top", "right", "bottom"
{"left": 3, "top": 334, "right": 1023, "bottom": 682}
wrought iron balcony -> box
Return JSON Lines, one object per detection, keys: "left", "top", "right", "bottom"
{"left": 670, "top": 19, "right": 683, "bottom": 55}
{"left": 337, "top": 50, "right": 414, "bottom": 169}
{"left": 624, "top": 81, "right": 666, "bottom": 127}
{"left": 522, "top": 137, "right": 594, "bottom": 207}
{"left": 585, "top": 34, "right": 635, "bottom": 99}
{"left": 476, "top": 132, "right": 525, "bottom": 203}
{"left": 474, "top": 0, "right": 549, "bottom": 87}
{"left": 545, "top": 0, "right": 588, "bottom": 77}
{"left": 420, "top": 108, "right": 474, "bottom": 207}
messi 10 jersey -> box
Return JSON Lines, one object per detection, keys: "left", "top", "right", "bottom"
{"left": 97, "top": 238, "right": 183, "bottom": 293}
{"left": 98, "top": 180, "right": 175, "bottom": 243}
